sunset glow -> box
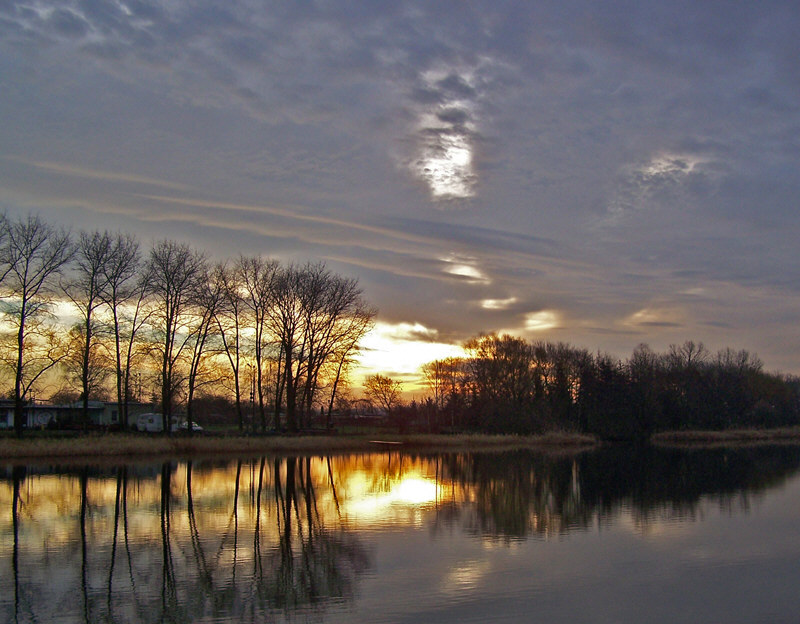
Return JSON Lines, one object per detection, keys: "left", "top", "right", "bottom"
{"left": 355, "top": 321, "right": 464, "bottom": 388}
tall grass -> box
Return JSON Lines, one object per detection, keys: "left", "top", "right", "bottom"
{"left": 0, "top": 431, "right": 598, "bottom": 460}
{"left": 651, "top": 426, "right": 800, "bottom": 447}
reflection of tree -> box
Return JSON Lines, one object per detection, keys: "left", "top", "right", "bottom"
{"left": 80, "top": 468, "right": 90, "bottom": 624}
{"left": 160, "top": 461, "right": 182, "bottom": 622}
{"left": 9, "top": 448, "right": 799, "bottom": 621}
{"left": 252, "top": 456, "right": 371, "bottom": 613}
{"left": 0, "top": 457, "right": 372, "bottom": 622}
{"left": 11, "top": 465, "right": 25, "bottom": 624}
{"left": 434, "top": 446, "right": 800, "bottom": 539}
{"left": 435, "top": 451, "right": 590, "bottom": 539}
{"left": 577, "top": 444, "right": 800, "bottom": 523}
{"left": 107, "top": 467, "right": 124, "bottom": 621}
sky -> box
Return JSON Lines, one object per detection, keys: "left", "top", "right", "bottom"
{"left": 1, "top": 0, "right": 799, "bottom": 388}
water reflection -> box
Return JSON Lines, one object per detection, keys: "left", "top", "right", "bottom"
{"left": 3, "top": 445, "right": 800, "bottom": 623}
{"left": 435, "top": 445, "right": 800, "bottom": 539}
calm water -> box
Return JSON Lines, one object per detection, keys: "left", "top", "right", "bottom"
{"left": 3, "top": 445, "right": 800, "bottom": 623}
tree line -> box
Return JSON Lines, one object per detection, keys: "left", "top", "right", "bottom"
{"left": 0, "top": 213, "right": 376, "bottom": 436}
{"left": 420, "top": 334, "right": 800, "bottom": 439}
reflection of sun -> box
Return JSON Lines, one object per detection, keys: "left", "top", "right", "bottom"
{"left": 394, "top": 478, "right": 438, "bottom": 504}
{"left": 344, "top": 474, "right": 440, "bottom": 518}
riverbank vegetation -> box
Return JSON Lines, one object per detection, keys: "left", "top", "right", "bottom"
{"left": 417, "top": 334, "right": 800, "bottom": 440}
{"left": 0, "top": 431, "right": 598, "bottom": 460}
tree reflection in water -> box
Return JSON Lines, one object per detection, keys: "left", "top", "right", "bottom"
{"left": 11, "top": 465, "right": 24, "bottom": 624}
{"left": 3, "top": 445, "right": 800, "bottom": 622}
{"left": 2, "top": 458, "right": 374, "bottom": 623}
{"left": 431, "top": 444, "right": 800, "bottom": 539}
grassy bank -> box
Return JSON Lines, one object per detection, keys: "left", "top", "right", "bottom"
{"left": 0, "top": 431, "right": 598, "bottom": 462}
{"left": 651, "top": 426, "right": 800, "bottom": 447}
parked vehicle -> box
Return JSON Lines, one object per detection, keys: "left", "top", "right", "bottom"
{"left": 135, "top": 413, "right": 177, "bottom": 432}
{"left": 178, "top": 421, "right": 204, "bottom": 433}
{"left": 134, "top": 413, "right": 204, "bottom": 433}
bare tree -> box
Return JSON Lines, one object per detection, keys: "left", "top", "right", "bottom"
{"left": 64, "top": 230, "right": 115, "bottom": 423}
{"left": 267, "top": 263, "right": 376, "bottom": 432}
{"left": 0, "top": 214, "right": 74, "bottom": 435}
{"left": 238, "top": 256, "right": 279, "bottom": 432}
{"left": 185, "top": 265, "right": 224, "bottom": 433}
{"left": 213, "top": 262, "right": 247, "bottom": 431}
{"left": 145, "top": 239, "right": 206, "bottom": 432}
{"left": 0, "top": 212, "right": 10, "bottom": 283}
{"left": 364, "top": 373, "right": 403, "bottom": 413}
{"left": 62, "top": 324, "right": 112, "bottom": 406}
{"left": 422, "top": 359, "right": 447, "bottom": 411}
{"left": 297, "top": 267, "right": 375, "bottom": 427}
{"left": 322, "top": 305, "right": 375, "bottom": 428}
{"left": 268, "top": 265, "right": 307, "bottom": 432}
{"left": 668, "top": 340, "right": 709, "bottom": 370}
{"left": 99, "top": 232, "right": 142, "bottom": 428}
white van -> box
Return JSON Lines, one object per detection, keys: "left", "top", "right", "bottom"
{"left": 135, "top": 413, "right": 177, "bottom": 432}
{"left": 134, "top": 413, "right": 202, "bottom": 433}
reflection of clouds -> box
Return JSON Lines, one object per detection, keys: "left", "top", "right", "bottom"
{"left": 440, "top": 559, "right": 491, "bottom": 595}
{"left": 346, "top": 477, "right": 439, "bottom": 517}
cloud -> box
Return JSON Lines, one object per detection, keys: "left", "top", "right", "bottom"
{"left": 440, "top": 253, "right": 490, "bottom": 284}
{"left": 3, "top": 0, "right": 800, "bottom": 379}
{"left": 356, "top": 321, "right": 464, "bottom": 378}
{"left": 6, "top": 158, "right": 191, "bottom": 192}
{"left": 606, "top": 151, "right": 719, "bottom": 223}
{"left": 481, "top": 297, "right": 517, "bottom": 310}
{"left": 372, "top": 322, "right": 440, "bottom": 342}
{"left": 624, "top": 307, "right": 684, "bottom": 329}
{"left": 402, "top": 62, "right": 493, "bottom": 201}
{"left": 524, "top": 310, "right": 560, "bottom": 332}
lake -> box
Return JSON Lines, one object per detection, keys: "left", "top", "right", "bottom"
{"left": 3, "top": 445, "right": 800, "bottom": 623}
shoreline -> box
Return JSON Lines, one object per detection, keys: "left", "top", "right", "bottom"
{"left": 0, "top": 431, "right": 598, "bottom": 463}
{"left": 650, "top": 426, "right": 800, "bottom": 447}
{"left": 5, "top": 426, "right": 800, "bottom": 463}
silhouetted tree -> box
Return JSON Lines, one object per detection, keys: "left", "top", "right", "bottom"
{"left": 238, "top": 256, "right": 280, "bottom": 431}
{"left": 145, "top": 240, "right": 207, "bottom": 431}
{"left": 364, "top": 373, "right": 403, "bottom": 413}
{"left": 99, "top": 232, "right": 141, "bottom": 428}
{"left": 64, "top": 230, "right": 115, "bottom": 423}
{"left": 213, "top": 262, "right": 248, "bottom": 431}
{"left": 0, "top": 214, "right": 74, "bottom": 436}
{"left": 185, "top": 265, "right": 224, "bottom": 433}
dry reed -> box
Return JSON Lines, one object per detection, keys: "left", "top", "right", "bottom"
{"left": 0, "top": 431, "right": 598, "bottom": 461}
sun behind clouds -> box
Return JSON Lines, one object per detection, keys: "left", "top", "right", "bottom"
{"left": 354, "top": 321, "right": 464, "bottom": 391}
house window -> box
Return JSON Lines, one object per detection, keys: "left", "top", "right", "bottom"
{"left": 111, "top": 410, "right": 118, "bottom": 422}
